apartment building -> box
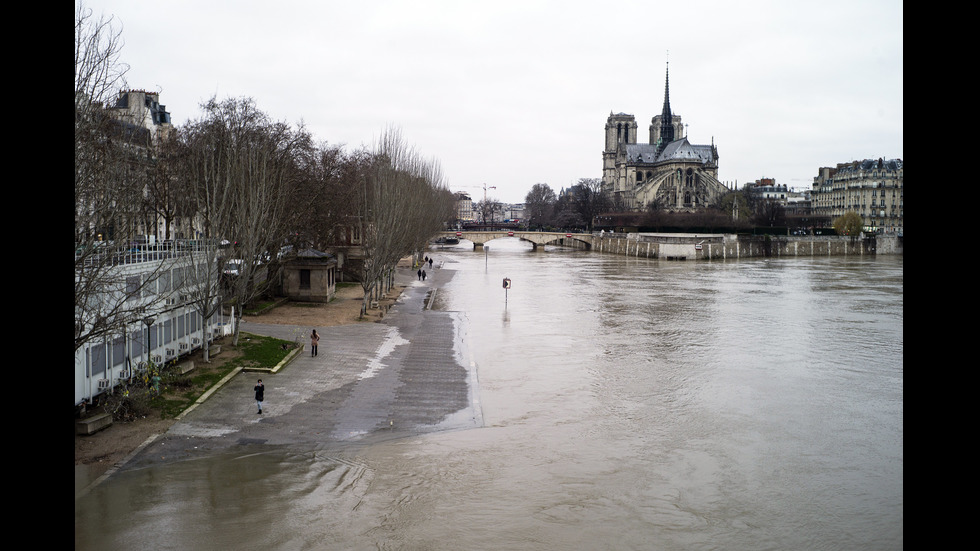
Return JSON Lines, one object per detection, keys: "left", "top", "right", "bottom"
{"left": 811, "top": 158, "right": 903, "bottom": 234}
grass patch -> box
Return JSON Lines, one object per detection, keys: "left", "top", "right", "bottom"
{"left": 156, "top": 397, "right": 190, "bottom": 418}
{"left": 230, "top": 334, "right": 295, "bottom": 369}
{"left": 103, "top": 333, "right": 296, "bottom": 421}
{"left": 244, "top": 301, "right": 275, "bottom": 315}
{"left": 243, "top": 298, "right": 289, "bottom": 316}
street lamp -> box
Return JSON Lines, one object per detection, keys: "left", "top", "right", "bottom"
{"left": 142, "top": 315, "right": 156, "bottom": 370}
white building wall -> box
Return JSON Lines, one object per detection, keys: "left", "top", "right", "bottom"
{"left": 74, "top": 248, "right": 231, "bottom": 406}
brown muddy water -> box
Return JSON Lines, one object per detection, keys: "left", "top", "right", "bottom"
{"left": 75, "top": 240, "right": 902, "bottom": 550}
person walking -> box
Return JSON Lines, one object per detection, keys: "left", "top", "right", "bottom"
{"left": 311, "top": 329, "right": 320, "bottom": 357}
{"left": 417, "top": 268, "right": 422, "bottom": 281}
{"left": 254, "top": 379, "right": 265, "bottom": 414}
{"left": 422, "top": 269, "right": 427, "bottom": 281}
{"left": 428, "top": 257, "right": 433, "bottom": 268}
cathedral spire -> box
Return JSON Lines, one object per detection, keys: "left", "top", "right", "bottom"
{"left": 658, "top": 58, "right": 674, "bottom": 153}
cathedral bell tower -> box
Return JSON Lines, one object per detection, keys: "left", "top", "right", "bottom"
{"left": 603, "top": 112, "right": 638, "bottom": 197}
{"left": 604, "top": 112, "right": 637, "bottom": 151}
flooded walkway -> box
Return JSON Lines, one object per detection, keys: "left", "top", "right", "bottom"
{"left": 120, "top": 263, "right": 481, "bottom": 471}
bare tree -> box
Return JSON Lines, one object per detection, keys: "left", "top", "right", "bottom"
{"left": 403, "top": 161, "right": 455, "bottom": 264}
{"left": 224, "top": 107, "right": 312, "bottom": 345}
{"left": 145, "top": 133, "right": 196, "bottom": 240}
{"left": 75, "top": 2, "right": 127, "bottom": 129}
{"left": 752, "top": 198, "right": 787, "bottom": 229}
{"left": 524, "top": 183, "right": 556, "bottom": 229}
{"left": 354, "top": 127, "right": 450, "bottom": 316}
{"left": 176, "top": 97, "right": 310, "bottom": 348}
{"left": 174, "top": 100, "right": 248, "bottom": 362}
{"left": 552, "top": 190, "right": 583, "bottom": 230}
{"left": 572, "top": 177, "right": 610, "bottom": 232}
{"left": 285, "top": 141, "right": 362, "bottom": 251}
{"left": 75, "top": 2, "right": 175, "bottom": 353}
{"left": 474, "top": 198, "right": 502, "bottom": 226}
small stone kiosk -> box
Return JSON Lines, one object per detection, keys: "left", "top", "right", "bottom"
{"left": 282, "top": 248, "right": 338, "bottom": 303}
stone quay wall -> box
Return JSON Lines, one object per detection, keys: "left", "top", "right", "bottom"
{"left": 591, "top": 233, "right": 902, "bottom": 260}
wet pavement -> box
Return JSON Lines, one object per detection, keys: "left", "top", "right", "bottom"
{"left": 120, "top": 262, "right": 482, "bottom": 471}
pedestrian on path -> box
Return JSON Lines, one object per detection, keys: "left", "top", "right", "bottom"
{"left": 311, "top": 329, "right": 320, "bottom": 356}
{"left": 428, "top": 257, "right": 433, "bottom": 268}
{"left": 417, "top": 268, "right": 422, "bottom": 281}
{"left": 254, "top": 379, "right": 265, "bottom": 414}
{"left": 422, "top": 269, "right": 427, "bottom": 281}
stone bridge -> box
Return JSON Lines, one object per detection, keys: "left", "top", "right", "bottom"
{"left": 435, "top": 231, "right": 593, "bottom": 251}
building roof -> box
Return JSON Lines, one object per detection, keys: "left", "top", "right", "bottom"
{"left": 838, "top": 158, "right": 903, "bottom": 173}
{"left": 623, "top": 143, "right": 659, "bottom": 163}
{"left": 659, "top": 138, "right": 715, "bottom": 163}
{"left": 287, "top": 248, "right": 337, "bottom": 267}
{"left": 296, "top": 248, "right": 335, "bottom": 259}
{"left": 623, "top": 137, "right": 714, "bottom": 165}
{"left": 111, "top": 90, "right": 172, "bottom": 126}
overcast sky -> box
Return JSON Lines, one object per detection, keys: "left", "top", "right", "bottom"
{"left": 83, "top": 0, "right": 903, "bottom": 204}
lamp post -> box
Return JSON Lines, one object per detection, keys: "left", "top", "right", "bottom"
{"left": 142, "top": 315, "right": 156, "bottom": 371}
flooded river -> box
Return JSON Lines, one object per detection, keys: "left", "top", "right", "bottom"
{"left": 75, "top": 240, "right": 903, "bottom": 550}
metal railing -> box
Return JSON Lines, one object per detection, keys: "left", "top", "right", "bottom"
{"left": 75, "top": 239, "right": 222, "bottom": 267}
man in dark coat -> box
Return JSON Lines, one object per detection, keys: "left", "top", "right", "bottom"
{"left": 254, "top": 379, "right": 264, "bottom": 414}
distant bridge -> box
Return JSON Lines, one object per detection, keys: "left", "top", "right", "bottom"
{"left": 435, "top": 231, "right": 593, "bottom": 251}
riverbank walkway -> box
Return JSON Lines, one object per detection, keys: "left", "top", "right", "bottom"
{"left": 118, "top": 260, "right": 482, "bottom": 471}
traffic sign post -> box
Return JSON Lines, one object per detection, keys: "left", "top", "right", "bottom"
{"left": 503, "top": 277, "right": 511, "bottom": 304}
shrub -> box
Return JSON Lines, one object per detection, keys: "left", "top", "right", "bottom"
{"left": 102, "top": 386, "right": 155, "bottom": 422}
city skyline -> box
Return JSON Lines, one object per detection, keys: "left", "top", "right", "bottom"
{"left": 82, "top": 0, "right": 903, "bottom": 204}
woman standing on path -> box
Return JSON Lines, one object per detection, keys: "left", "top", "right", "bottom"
{"left": 311, "top": 329, "right": 320, "bottom": 357}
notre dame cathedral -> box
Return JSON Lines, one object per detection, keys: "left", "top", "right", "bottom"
{"left": 602, "top": 64, "right": 730, "bottom": 212}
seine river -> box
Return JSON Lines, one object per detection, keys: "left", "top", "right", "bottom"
{"left": 75, "top": 239, "right": 903, "bottom": 550}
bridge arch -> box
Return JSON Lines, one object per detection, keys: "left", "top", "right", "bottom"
{"left": 435, "top": 231, "right": 592, "bottom": 251}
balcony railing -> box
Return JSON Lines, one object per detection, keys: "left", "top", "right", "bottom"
{"left": 75, "top": 239, "right": 219, "bottom": 267}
